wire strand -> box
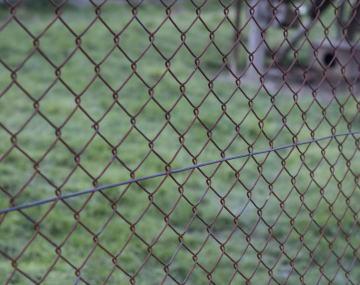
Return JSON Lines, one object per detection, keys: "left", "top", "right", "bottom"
{"left": 1, "top": 130, "right": 359, "bottom": 215}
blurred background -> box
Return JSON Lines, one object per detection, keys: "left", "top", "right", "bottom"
{"left": 1, "top": 1, "right": 360, "bottom": 284}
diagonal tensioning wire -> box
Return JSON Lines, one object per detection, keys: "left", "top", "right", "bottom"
{"left": 1, "top": 130, "right": 359, "bottom": 215}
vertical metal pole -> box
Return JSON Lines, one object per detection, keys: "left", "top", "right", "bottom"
{"left": 231, "top": 0, "right": 242, "bottom": 75}
{"left": 246, "top": 0, "right": 268, "bottom": 81}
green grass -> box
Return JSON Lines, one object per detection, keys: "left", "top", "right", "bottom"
{"left": 0, "top": 2, "right": 360, "bottom": 284}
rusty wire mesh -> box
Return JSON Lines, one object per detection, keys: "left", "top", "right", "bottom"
{"left": 1, "top": 0, "right": 360, "bottom": 284}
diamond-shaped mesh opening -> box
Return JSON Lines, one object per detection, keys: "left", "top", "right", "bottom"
{"left": 0, "top": 86, "right": 35, "bottom": 133}
{"left": 1, "top": 1, "right": 360, "bottom": 284}
{"left": 13, "top": 173, "right": 56, "bottom": 206}
{"left": 37, "top": 85, "right": 75, "bottom": 127}
{"left": 14, "top": 233, "right": 58, "bottom": 282}
{"left": 13, "top": 51, "right": 56, "bottom": 101}
{"left": 0, "top": 22, "right": 35, "bottom": 70}
{"left": 0, "top": 147, "right": 35, "bottom": 197}
{"left": 59, "top": 50, "right": 97, "bottom": 94}
{"left": 14, "top": 113, "right": 57, "bottom": 160}
{"left": 35, "top": 18, "right": 77, "bottom": 67}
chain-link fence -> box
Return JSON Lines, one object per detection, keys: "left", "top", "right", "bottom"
{"left": 1, "top": 0, "right": 360, "bottom": 284}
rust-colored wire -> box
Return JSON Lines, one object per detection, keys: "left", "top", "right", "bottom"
{"left": 1, "top": 0, "right": 360, "bottom": 284}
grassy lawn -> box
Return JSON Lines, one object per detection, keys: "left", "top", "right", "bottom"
{"left": 1, "top": 1, "right": 360, "bottom": 284}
